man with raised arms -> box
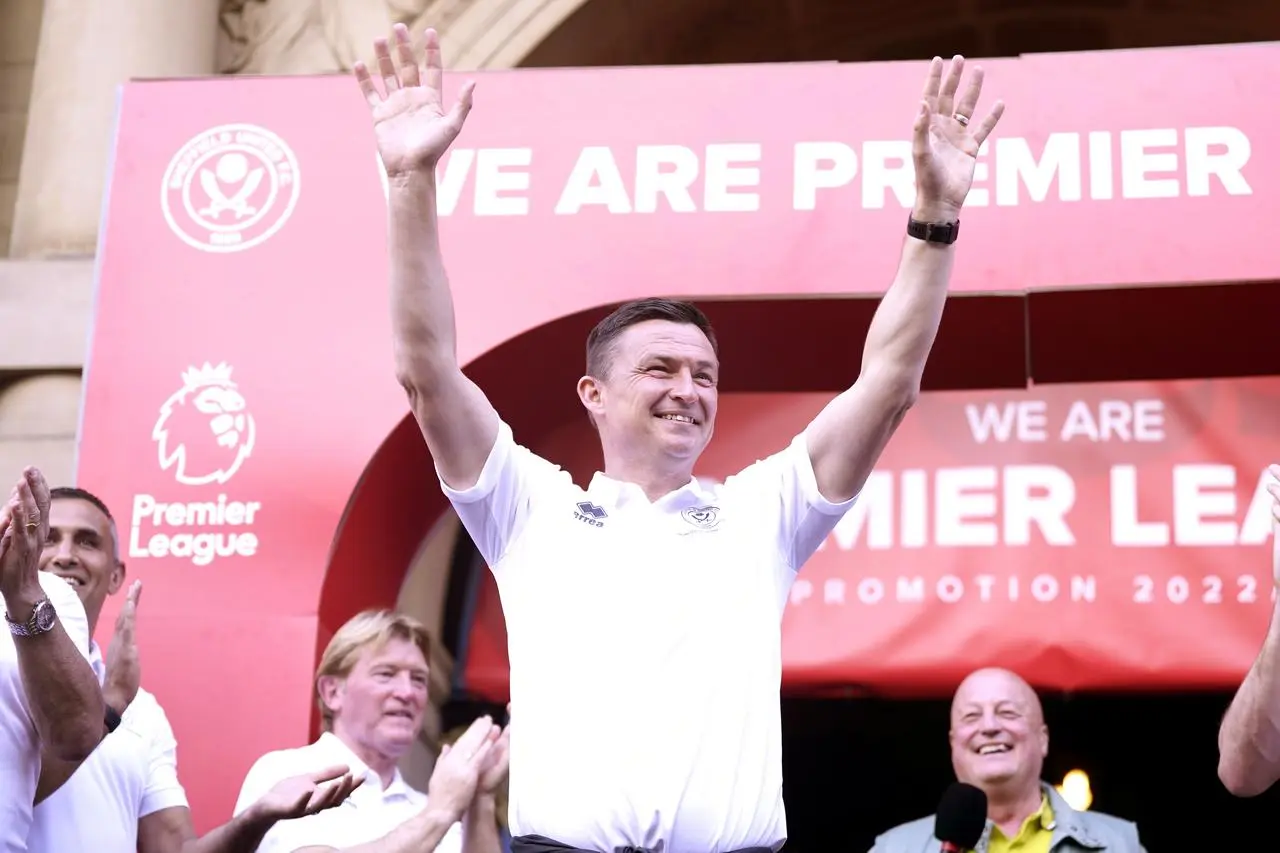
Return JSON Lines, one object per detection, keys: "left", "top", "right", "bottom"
{"left": 354, "top": 26, "right": 1004, "bottom": 853}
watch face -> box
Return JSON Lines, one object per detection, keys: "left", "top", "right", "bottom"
{"left": 33, "top": 600, "right": 56, "bottom": 633}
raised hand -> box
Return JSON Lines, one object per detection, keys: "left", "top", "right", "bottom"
{"left": 248, "top": 765, "right": 364, "bottom": 822}
{"left": 428, "top": 714, "right": 500, "bottom": 821}
{"left": 0, "top": 467, "right": 52, "bottom": 603}
{"left": 103, "top": 580, "right": 143, "bottom": 714}
{"left": 354, "top": 24, "right": 475, "bottom": 178}
{"left": 912, "top": 55, "right": 1005, "bottom": 221}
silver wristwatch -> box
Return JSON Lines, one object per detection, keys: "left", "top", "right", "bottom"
{"left": 5, "top": 597, "right": 57, "bottom": 637}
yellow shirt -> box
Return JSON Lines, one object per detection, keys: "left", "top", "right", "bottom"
{"left": 985, "top": 795, "right": 1054, "bottom": 853}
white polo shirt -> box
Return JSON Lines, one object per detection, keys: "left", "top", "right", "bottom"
{"left": 26, "top": 641, "right": 188, "bottom": 853}
{"left": 0, "top": 572, "right": 92, "bottom": 853}
{"left": 443, "top": 422, "right": 855, "bottom": 853}
{"left": 234, "top": 731, "right": 464, "bottom": 853}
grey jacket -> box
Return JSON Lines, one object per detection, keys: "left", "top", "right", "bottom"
{"left": 867, "top": 783, "right": 1145, "bottom": 853}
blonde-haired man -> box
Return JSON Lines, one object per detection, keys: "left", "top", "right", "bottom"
{"left": 234, "top": 609, "right": 509, "bottom": 853}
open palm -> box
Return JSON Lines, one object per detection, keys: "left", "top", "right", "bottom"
{"left": 354, "top": 25, "right": 475, "bottom": 176}
{"left": 912, "top": 56, "right": 1005, "bottom": 219}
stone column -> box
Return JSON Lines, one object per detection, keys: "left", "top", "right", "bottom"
{"left": 8, "top": 0, "right": 221, "bottom": 258}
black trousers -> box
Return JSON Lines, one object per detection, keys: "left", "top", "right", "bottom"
{"left": 511, "top": 834, "right": 776, "bottom": 853}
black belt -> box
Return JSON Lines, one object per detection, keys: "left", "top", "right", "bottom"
{"left": 512, "top": 834, "right": 777, "bottom": 853}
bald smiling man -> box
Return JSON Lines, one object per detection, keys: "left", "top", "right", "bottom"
{"left": 868, "top": 668, "right": 1146, "bottom": 853}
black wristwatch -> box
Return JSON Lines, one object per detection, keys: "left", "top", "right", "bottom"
{"left": 907, "top": 215, "right": 960, "bottom": 245}
{"left": 105, "top": 704, "right": 123, "bottom": 733}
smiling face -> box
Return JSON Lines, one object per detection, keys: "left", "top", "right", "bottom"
{"left": 39, "top": 497, "right": 125, "bottom": 632}
{"left": 319, "top": 636, "right": 430, "bottom": 764}
{"left": 949, "top": 668, "right": 1048, "bottom": 799}
{"left": 579, "top": 318, "right": 719, "bottom": 474}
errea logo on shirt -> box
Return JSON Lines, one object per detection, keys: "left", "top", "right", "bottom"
{"left": 574, "top": 501, "right": 608, "bottom": 527}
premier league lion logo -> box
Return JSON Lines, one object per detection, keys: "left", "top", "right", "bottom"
{"left": 152, "top": 362, "right": 256, "bottom": 486}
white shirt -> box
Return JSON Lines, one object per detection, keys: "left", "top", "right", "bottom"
{"left": 234, "top": 731, "right": 464, "bottom": 853}
{"left": 0, "top": 572, "right": 93, "bottom": 853}
{"left": 26, "top": 641, "right": 189, "bottom": 853}
{"left": 443, "top": 422, "right": 855, "bottom": 853}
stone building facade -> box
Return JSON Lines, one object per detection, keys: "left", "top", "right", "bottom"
{"left": 2, "top": 0, "right": 1278, "bottom": 484}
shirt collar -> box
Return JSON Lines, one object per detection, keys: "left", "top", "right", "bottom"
{"left": 315, "top": 732, "right": 414, "bottom": 798}
{"left": 586, "top": 472, "right": 717, "bottom": 510}
{"left": 1030, "top": 793, "right": 1054, "bottom": 831}
{"left": 1041, "top": 782, "right": 1106, "bottom": 849}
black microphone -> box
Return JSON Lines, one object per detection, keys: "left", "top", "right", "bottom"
{"left": 934, "top": 782, "right": 988, "bottom": 853}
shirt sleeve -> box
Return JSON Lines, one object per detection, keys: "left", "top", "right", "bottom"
{"left": 439, "top": 420, "right": 570, "bottom": 573}
{"left": 726, "top": 432, "right": 858, "bottom": 574}
{"left": 38, "top": 571, "right": 92, "bottom": 661}
{"left": 131, "top": 691, "right": 189, "bottom": 816}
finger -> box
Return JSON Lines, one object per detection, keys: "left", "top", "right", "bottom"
{"left": 305, "top": 786, "right": 332, "bottom": 814}
{"left": 307, "top": 777, "right": 345, "bottom": 812}
{"left": 24, "top": 468, "right": 49, "bottom": 523}
{"left": 440, "top": 744, "right": 451, "bottom": 757}
{"left": 911, "top": 100, "right": 931, "bottom": 160}
{"left": 373, "top": 38, "right": 398, "bottom": 93}
{"left": 424, "top": 27, "right": 443, "bottom": 96}
{"left": 353, "top": 61, "right": 382, "bottom": 108}
{"left": 971, "top": 100, "right": 1005, "bottom": 147}
{"left": 920, "top": 56, "right": 944, "bottom": 112}
{"left": 17, "top": 479, "right": 40, "bottom": 542}
{"left": 469, "top": 736, "right": 496, "bottom": 768}
{"left": 953, "top": 64, "right": 984, "bottom": 124}
{"left": 11, "top": 485, "right": 30, "bottom": 534}
{"left": 308, "top": 764, "right": 351, "bottom": 784}
{"left": 116, "top": 589, "right": 139, "bottom": 639}
{"left": 288, "top": 788, "right": 313, "bottom": 814}
{"left": 448, "top": 80, "right": 476, "bottom": 129}
{"left": 936, "top": 55, "right": 964, "bottom": 119}
{"left": 393, "top": 24, "right": 420, "bottom": 88}
{"left": 1269, "top": 463, "right": 1280, "bottom": 481}
{"left": 332, "top": 774, "right": 362, "bottom": 805}
{"left": 338, "top": 774, "right": 364, "bottom": 805}
{"left": 453, "top": 714, "right": 494, "bottom": 754}
{"left": 319, "top": 776, "right": 353, "bottom": 810}
{"left": 120, "top": 580, "right": 142, "bottom": 621}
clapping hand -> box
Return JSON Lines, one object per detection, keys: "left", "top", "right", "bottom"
{"left": 103, "top": 580, "right": 143, "bottom": 714}
{"left": 911, "top": 55, "right": 1005, "bottom": 222}
{"left": 473, "top": 704, "right": 511, "bottom": 797}
{"left": 248, "top": 765, "right": 364, "bottom": 822}
{"left": 427, "top": 714, "right": 501, "bottom": 821}
{"left": 0, "top": 467, "right": 51, "bottom": 606}
{"left": 354, "top": 24, "right": 475, "bottom": 178}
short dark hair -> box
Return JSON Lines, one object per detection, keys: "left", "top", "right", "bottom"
{"left": 585, "top": 298, "right": 718, "bottom": 378}
{"left": 50, "top": 486, "right": 120, "bottom": 562}
{"left": 50, "top": 486, "right": 114, "bottom": 520}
